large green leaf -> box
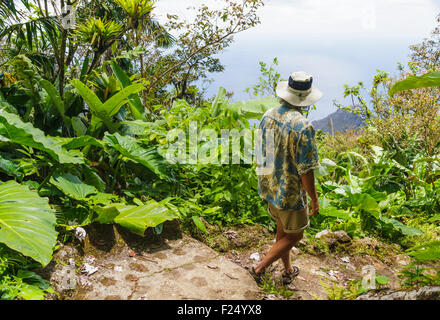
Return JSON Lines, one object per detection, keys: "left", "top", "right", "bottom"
{"left": 102, "top": 84, "right": 145, "bottom": 117}
{"left": 94, "top": 204, "right": 125, "bottom": 224}
{"left": 71, "top": 79, "right": 144, "bottom": 133}
{"left": 0, "top": 110, "right": 83, "bottom": 164}
{"left": 406, "top": 241, "right": 440, "bottom": 262}
{"left": 0, "top": 154, "right": 21, "bottom": 178}
{"left": 110, "top": 62, "right": 144, "bottom": 120}
{"left": 319, "top": 206, "right": 351, "bottom": 220}
{"left": 380, "top": 217, "right": 423, "bottom": 236}
{"left": 71, "top": 79, "right": 103, "bottom": 114}
{"left": 349, "top": 193, "right": 380, "bottom": 216}
{"left": 229, "top": 96, "right": 278, "bottom": 119}
{"left": 389, "top": 72, "right": 440, "bottom": 96}
{"left": 50, "top": 173, "right": 97, "bottom": 201}
{"left": 40, "top": 79, "right": 72, "bottom": 130}
{"left": 114, "top": 200, "right": 178, "bottom": 236}
{"left": 71, "top": 79, "right": 113, "bottom": 134}
{"left": 0, "top": 181, "right": 58, "bottom": 266}
{"left": 39, "top": 79, "right": 65, "bottom": 115}
{"left": 104, "top": 132, "right": 174, "bottom": 181}
{"left": 55, "top": 135, "right": 106, "bottom": 150}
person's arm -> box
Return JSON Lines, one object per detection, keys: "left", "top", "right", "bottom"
{"left": 293, "top": 124, "right": 321, "bottom": 217}
{"left": 300, "top": 171, "right": 319, "bottom": 217}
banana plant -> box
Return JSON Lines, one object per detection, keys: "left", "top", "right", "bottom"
{"left": 71, "top": 79, "right": 145, "bottom": 136}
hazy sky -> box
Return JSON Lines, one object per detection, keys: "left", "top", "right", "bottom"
{"left": 155, "top": 0, "right": 440, "bottom": 120}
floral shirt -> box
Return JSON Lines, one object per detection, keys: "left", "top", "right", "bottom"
{"left": 257, "top": 104, "right": 320, "bottom": 211}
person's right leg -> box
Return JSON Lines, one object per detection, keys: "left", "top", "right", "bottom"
{"left": 276, "top": 219, "right": 293, "bottom": 274}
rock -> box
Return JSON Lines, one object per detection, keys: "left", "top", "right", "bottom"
{"left": 59, "top": 234, "right": 260, "bottom": 300}
{"left": 81, "top": 263, "right": 98, "bottom": 276}
{"left": 250, "top": 252, "right": 261, "bottom": 262}
{"left": 223, "top": 230, "right": 238, "bottom": 240}
{"left": 85, "top": 255, "right": 96, "bottom": 265}
{"left": 291, "top": 247, "right": 300, "bottom": 255}
{"left": 341, "top": 256, "right": 350, "bottom": 263}
{"left": 315, "top": 230, "right": 351, "bottom": 246}
{"left": 315, "top": 230, "right": 332, "bottom": 239}
{"left": 334, "top": 231, "right": 351, "bottom": 243}
{"left": 356, "top": 286, "right": 440, "bottom": 300}
{"left": 328, "top": 270, "right": 340, "bottom": 281}
{"left": 356, "top": 237, "right": 380, "bottom": 249}
{"left": 394, "top": 254, "right": 411, "bottom": 266}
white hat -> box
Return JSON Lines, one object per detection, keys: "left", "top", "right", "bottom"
{"left": 276, "top": 71, "right": 323, "bottom": 107}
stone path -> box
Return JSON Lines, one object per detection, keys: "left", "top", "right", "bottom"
{"left": 43, "top": 224, "right": 260, "bottom": 300}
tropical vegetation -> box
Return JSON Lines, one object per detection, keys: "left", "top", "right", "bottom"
{"left": 0, "top": 0, "right": 439, "bottom": 300}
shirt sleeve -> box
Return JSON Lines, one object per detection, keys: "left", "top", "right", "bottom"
{"left": 294, "top": 124, "right": 320, "bottom": 176}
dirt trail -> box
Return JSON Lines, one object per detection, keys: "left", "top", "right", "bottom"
{"left": 39, "top": 222, "right": 437, "bottom": 300}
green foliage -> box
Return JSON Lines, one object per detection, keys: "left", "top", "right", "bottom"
{"left": 310, "top": 144, "right": 429, "bottom": 242}
{"left": 398, "top": 263, "right": 440, "bottom": 288}
{"left": 260, "top": 274, "right": 295, "bottom": 299}
{"left": 110, "top": 62, "right": 145, "bottom": 120}
{"left": 76, "top": 17, "right": 123, "bottom": 50}
{"left": 50, "top": 173, "right": 98, "bottom": 201}
{"left": 245, "top": 57, "right": 283, "bottom": 97}
{"left": 1, "top": 270, "right": 54, "bottom": 300}
{"left": 0, "top": 181, "right": 57, "bottom": 266}
{"left": 318, "top": 280, "right": 366, "bottom": 300}
{"left": 390, "top": 72, "right": 440, "bottom": 96}
{"left": 71, "top": 79, "right": 145, "bottom": 135}
{"left": 104, "top": 132, "right": 174, "bottom": 182}
{"left": 406, "top": 241, "right": 440, "bottom": 262}
{"left": 94, "top": 200, "right": 179, "bottom": 236}
{"left": 0, "top": 110, "right": 83, "bottom": 164}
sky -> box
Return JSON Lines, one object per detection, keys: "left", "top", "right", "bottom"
{"left": 154, "top": 0, "right": 440, "bottom": 120}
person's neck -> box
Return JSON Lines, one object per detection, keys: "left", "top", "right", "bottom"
{"left": 283, "top": 103, "right": 303, "bottom": 114}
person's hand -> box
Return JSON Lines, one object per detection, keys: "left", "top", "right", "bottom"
{"left": 308, "top": 198, "right": 320, "bottom": 217}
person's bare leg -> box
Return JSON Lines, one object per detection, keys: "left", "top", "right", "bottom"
{"left": 254, "top": 231, "right": 303, "bottom": 275}
{"left": 275, "top": 220, "right": 293, "bottom": 273}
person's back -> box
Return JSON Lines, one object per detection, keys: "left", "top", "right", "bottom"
{"left": 258, "top": 103, "right": 319, "bottom": 212}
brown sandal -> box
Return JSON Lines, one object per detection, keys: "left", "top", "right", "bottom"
{"left": 282, "top": 266, "right": 300, "bottom": 285}
{"left": 248, "top": 267, "right": 263, "bottom": 284}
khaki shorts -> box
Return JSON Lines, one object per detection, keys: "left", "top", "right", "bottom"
{"left": 268, "top": 202, "right": 310, "bottom": 234}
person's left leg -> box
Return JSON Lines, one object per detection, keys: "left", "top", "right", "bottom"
{"left": 254, "top": 230, "right": 303, "bottom": 275}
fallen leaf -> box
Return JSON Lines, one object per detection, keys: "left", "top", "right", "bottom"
{"left": 129, "top": 250, "right": 135, "bottom": 257}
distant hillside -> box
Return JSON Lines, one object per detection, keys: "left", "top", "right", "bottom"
{"left": 312, "top": 109, "right": 364, "bottom": 134}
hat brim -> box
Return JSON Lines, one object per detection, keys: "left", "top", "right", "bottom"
{"left": 276, "top": 81, "right": 323, "bottom": 107}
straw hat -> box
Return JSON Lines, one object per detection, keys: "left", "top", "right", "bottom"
{"left": 276, "top": 71, "right": 323, "bottom": 107}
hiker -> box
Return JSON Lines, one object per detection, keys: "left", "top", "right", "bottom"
{"left": 252, "top": 71, "right": 322, "bottom": 285}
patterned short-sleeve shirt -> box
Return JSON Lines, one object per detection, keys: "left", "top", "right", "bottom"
{"left": 257, "top": 104, "right": 320, "bottom": 211}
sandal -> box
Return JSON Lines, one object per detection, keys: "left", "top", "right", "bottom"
{"left": 248, "top": 267, "right": 264, "bottom": 284}
{"left": 282, "top": 266, "right": 300, "bottom": 285}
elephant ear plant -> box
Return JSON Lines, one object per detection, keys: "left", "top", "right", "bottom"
{"left": 0, "top": 181, "right": 57, "bottom": 267}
